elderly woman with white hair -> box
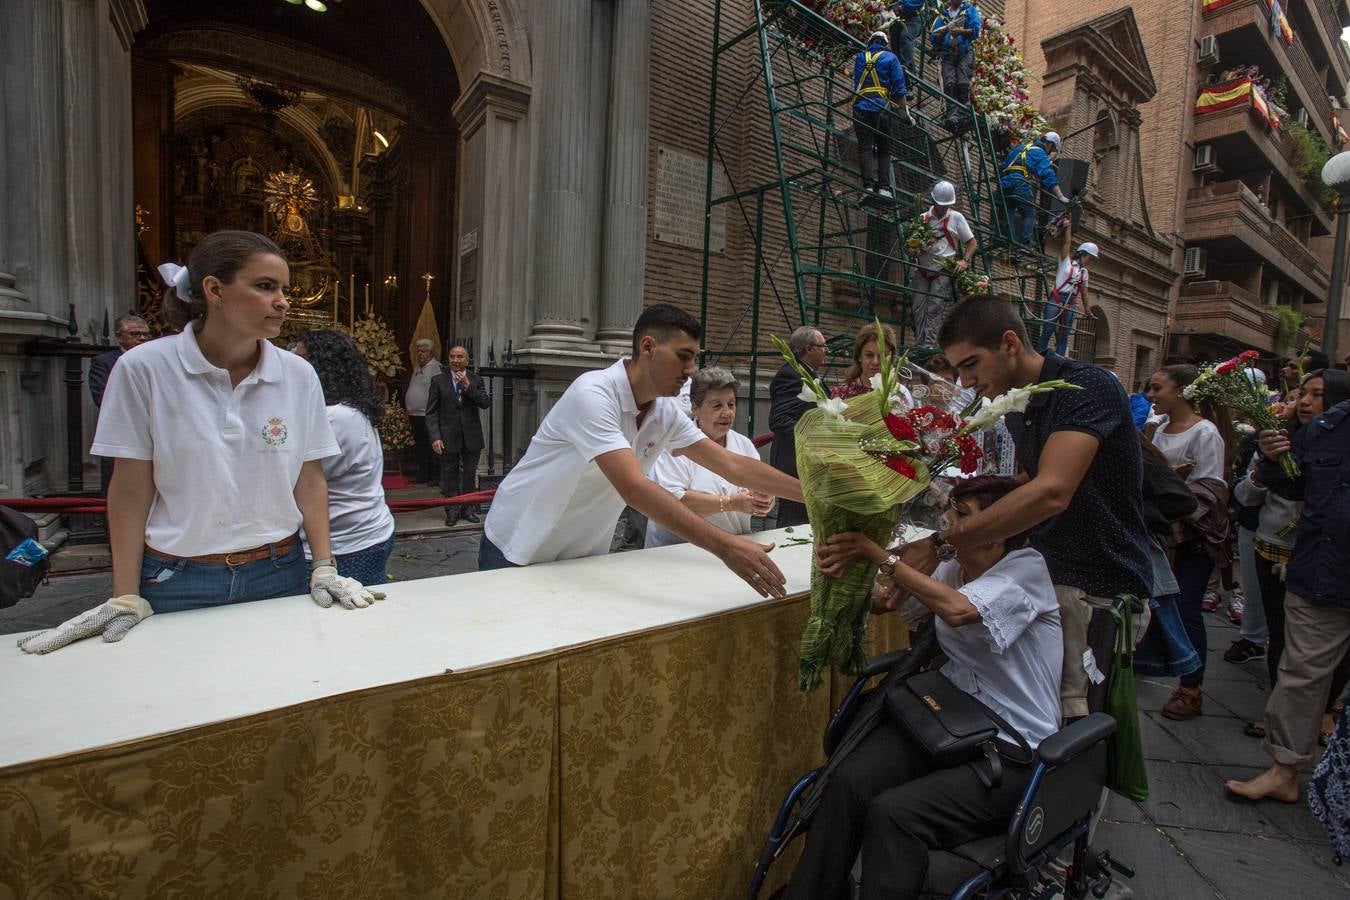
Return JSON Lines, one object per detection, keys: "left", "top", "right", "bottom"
{"left": 645, "top": 367, "right": 774, "bottom": 547}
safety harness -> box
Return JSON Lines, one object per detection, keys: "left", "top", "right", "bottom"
{"left": 919, "top": 210, "right": 957, "bottom": 281}
{"left": 856, "top": 50, "right": 889, "bottom": 101}
{"left": 1002, "top": 141, "right": 1034, "bottom": 183}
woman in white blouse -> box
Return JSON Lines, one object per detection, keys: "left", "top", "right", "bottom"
{"left": 783, "top": 476, "right": 1063, "bottom": 900}
{"left": 1145, "top": 364, "right": 1233, "bottom": 721}
{"left": 645, "top": 367, "right": 773, "bottom": 548}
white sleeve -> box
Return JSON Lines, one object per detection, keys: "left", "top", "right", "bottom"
{"left": 551, "top": 383, "right": 634, "bottom": 462}
{"left": 665, "top": 406, "right": 707, "bottom": 452}
{"left": 956, "top": 572, "right": 1038, "bottom": 655}
{"left": 1188, "top": 421, "right": 1227, "bottom": 483}
{"left": 300, "top": 369, "right": 340, "bottom": 461}
{"left": 320, "top": 406, "right": 354, "bottom": 480}
{"left": 648, "top": 451, "right": 696, "bottom": 499}
{"left": 90, "top": 360, "right": 153, "bottom": 460}
{"left": 1233, "top": 456, "right": 1266, "bottom": 507}
{"left": 952, "top": 211, "right": 975, "bottom": 243}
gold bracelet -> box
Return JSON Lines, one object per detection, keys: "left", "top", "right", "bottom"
{"left": 719, "top": 495, "right": 727, "bottom": 514}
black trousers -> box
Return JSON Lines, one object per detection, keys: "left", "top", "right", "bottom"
{"left": 783, "top": 722, "right": 1031, "bottom": 900}
{"left": 440, "top": 447, "right": 481, "bottom": 503}
{"left": 776, "top": 500, "right": 810, "bottom": 528}
{"left": 409, "top": 415, "right": 436, "bottom": 483}
{"left": 854, "top": 108, "right": 892, "bottom": 190}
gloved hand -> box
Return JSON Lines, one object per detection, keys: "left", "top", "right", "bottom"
{"left": 310, "top": 565, "right": 386, "bottom": 609}
{"left": 903, "top": 107, "right": 916, "bottom": 128}
{"left": 17, "top": 595, "right": 153, "bottom": 655}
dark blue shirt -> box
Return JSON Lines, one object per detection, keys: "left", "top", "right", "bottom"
{"left": 1257, "top": 399, "right": 1350, "bottom": 609}
{"left": 1003, "top": 353, "right": 1152, "bottom": 599}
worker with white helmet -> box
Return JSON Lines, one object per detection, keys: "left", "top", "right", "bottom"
{"left": 1036, "top": 217, "right": 1096, "bottom": 356}
{"left": 852, "top": 30, "right": 914, "bottom": 199}
{"left": 1000, "top": 131, "right": 1070, "bottom": 246}
{"left": 908, "top": 180, "right": 978, "bottom": 346}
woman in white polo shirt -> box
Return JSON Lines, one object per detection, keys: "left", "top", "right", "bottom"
{"left": 293, "top": 329, "right": 396, "bottom": 583}
{"left": 18, "top": 231, "right": 381, "bottom": 655}
{"left": 645, "top": 367, "right": 772, "bottom": 548}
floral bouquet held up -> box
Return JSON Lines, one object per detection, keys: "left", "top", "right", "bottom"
{"left": 775, "top": 322, "right": 1080, "bottom": 690}
{"left": 1184, "top": 349, "right": 1299, "bottom": 477}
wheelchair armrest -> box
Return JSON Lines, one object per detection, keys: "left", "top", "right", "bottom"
{"left": 1037, "top": 713, "right": 1116, "bottom": 766}
{"left": 860, "top": 649, "right": 912, "bottom": 679}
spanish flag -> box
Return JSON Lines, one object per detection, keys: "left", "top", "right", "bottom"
{"left": 1278, "top": 12, "right": 1293, "bottom": 46}
{"left": 1201, "top": 0, "right": 1235, "bottom": 12}
{"left": 1195, "top": 77, "right": 1255, "bottom": 115}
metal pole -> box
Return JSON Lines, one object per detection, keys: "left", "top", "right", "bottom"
{"left": 1324, "top": 193, "right": 1350, "bottom": 365}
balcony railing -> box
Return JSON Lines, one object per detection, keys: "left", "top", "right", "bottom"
{"left": 1177, "top": 279, "right": 1316, "bottom": 351}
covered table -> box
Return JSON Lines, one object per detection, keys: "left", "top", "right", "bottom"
{"left": 0, "top": 528, "right": 909, "bottom": 899}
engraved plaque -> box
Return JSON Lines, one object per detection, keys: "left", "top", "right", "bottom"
{"left": 654, "top": 145, "right": 727, "bottom": 253}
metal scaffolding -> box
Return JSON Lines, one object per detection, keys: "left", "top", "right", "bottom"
{"left": 699, "top": 0, "right": 1093, "bottom": 433}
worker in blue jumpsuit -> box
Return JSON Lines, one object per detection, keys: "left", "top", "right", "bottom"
{"left": 888, "top": 0, "right": 929, "bottom": 74}
{"left": 999, "top": 131, "right": 1070, "bottom": 246}
{"left": 929, "top": 0, "right": 982, "bottom": 132}
{"left": 853, "top": 31, "right": 914, "bottom": 199}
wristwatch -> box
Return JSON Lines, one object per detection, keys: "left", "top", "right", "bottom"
{"left": 877, "top": 554, "right": 900, "bottom": 577}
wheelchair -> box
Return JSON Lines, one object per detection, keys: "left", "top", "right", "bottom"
{"left": 749, "top": 628, "right": 1134, "bottom": 899}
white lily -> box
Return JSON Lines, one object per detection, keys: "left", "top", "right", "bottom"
{"left": 797, "top": 383, "right": 819, "bottom": 403}
{"left": 869, "top": 372, "right": 885, "bottom": 393}
{"left": 818, "top": 396, "right": 848, "bottom": 420}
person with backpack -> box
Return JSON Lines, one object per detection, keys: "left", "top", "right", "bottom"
{"left": 852, "top": 30, "right": 913, "bottom": 199}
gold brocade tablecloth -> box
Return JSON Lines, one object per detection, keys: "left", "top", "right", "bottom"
{"left": 0, "top": 599, "right": 908, "bottom": 899}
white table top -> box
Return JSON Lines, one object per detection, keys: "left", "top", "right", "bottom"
{"left": 0, "top": 528, "right": 815, "bottom": 770}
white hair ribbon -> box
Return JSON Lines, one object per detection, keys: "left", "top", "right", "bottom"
{"left": 156, "top": 262, "right": 194, "bottom": 304}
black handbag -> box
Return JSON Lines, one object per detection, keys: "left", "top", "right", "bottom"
{"left": 885, "top": 668, "right": 1034, "bottom": 789}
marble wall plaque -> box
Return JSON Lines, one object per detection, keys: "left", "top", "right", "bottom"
{"left": 654, "top": 145, "right": 726, "bottom": 253}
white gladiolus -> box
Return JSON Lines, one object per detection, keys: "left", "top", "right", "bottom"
{"left": 818, "top": 396, "right": 848, "bottom": 420}
{"left": 798, "top": 384, "right": 818, "bottom": 403}
{"left": 869, "top": 372, "right": 885, "bottom": 393}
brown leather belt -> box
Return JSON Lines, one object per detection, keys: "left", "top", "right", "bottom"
{"left": 146, "top": 533, "right": 300, "bottom": 567}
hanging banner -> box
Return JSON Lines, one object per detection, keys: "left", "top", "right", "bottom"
{"left": 1201, "top": 0, "right": 1236, "bottom": 12}
{"left": 1270, "top": 0, "right": 1294, "bottom": 46}
{"left": 1195, "top": 77, "right": 1256, "bottom": 115}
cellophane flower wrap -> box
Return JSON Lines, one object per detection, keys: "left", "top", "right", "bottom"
{"left": 1183, "top": 349, "right": 1299, "bottom": 477}
{"left": 778, "top": 323, "right": 1081, "bottom": 691}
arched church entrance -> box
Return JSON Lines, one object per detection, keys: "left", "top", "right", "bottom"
{"left": 131, "top": 0, "right": 462, "bottom": 359}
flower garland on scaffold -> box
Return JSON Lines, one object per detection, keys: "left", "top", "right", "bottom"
{"left": 773, "top": 322, "right": 1080, "bottom": 690}
{"left": 1184, "top": 350, "right": 1299, "bottom": 477}
{"left": 971, "top": 16, "right": 1048, "bottom": 145}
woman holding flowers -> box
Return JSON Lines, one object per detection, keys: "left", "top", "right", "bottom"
{"left": 1146, "top": 364, "right": 1233, "bottom": 720}
{"left": 784, "top": 476, "right": 1062, "bottom": 900}
{"left": 831, "top": 322, "right": 900, "bottom": 401}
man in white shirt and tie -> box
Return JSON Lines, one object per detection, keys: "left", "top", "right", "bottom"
{"left": 404, "top": 339, "right": 443, "bottom": 485}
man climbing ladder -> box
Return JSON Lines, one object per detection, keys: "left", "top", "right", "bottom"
{"left": 852, "top": 30, "right": 914, "bottom": 199}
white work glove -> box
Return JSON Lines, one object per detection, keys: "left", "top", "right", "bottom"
{"left": 309, "top": 565, "right": 386, "bottom": 609}
{"left": 903, "top": 107, "right": 916, "bottom": 127}
{"left": 17, "top": 595, "right": 153, "bottom": 655}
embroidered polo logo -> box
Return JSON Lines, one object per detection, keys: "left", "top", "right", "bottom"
{"left": 261, "top": 417, "right": 289, "bottom": 446}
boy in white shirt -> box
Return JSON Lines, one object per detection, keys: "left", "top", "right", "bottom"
{"left": 481, "top": 304, "right": 804, "bottom": 598}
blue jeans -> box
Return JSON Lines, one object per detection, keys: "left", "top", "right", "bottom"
{"left": 1173, "top": 545, "right": 1216, "bottom": 688}
{"left": 140, "top": 539, "right": 308, "bottom": 614}
{"left": 1036, "top": 293, "right": 1077, "bottom": 355}
{"left": 1135, "top": 594, "right": 1202, "bottom": 679}
{"left": 1005, "top": 194, "right": 1036, "bottom": 245}
{"left": 478, "top": 533, "right": 521, "bottom": 570}
{"left": 336, "top": 533, "right": 395, "bottom": 586}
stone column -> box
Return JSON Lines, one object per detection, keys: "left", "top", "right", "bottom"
{"left": 596, "top": 0, "right": 651, "bottom": 351}
{"left": 529, "top": 0, "right": 605, "bottom": 345}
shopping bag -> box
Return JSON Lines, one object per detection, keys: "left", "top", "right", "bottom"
{"left": 1106, "top": 597, "right": 1149, "bottom": 801}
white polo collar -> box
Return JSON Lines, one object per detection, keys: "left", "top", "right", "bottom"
{"left": 611, "top": 358, "right": 639, "bottom": 416}
{"left": 174, "top": 324, "right": 282, "bottom": 383}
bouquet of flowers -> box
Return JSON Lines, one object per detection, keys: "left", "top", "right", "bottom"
{"left": 1184, "top": 349, "right": 1299, "bottom": 477}
{"left": 380, "top": 396, "right": 414, "bottom": 452}
{"left": 351, "top": 313, "right": 405, "bottom": 379}
{"left": 936, "top": 256, "right": 991, "bottom": 297}
{"left": 1042, "top": 196, "right": 1084, "bottom": 241}
{"left": 904, "top": 197, "right": 938, "bottom": 256}
{"left": 775, "top": 322, "right": 1080, "bottom": 689}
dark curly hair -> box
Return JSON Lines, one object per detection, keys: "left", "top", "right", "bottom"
{"left": 295, "top": 330, "right": 384, "bottom": 427}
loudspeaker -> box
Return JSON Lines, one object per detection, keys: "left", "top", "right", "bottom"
{"left": 1042, "top": 157, "right": 1091, "bottom": 230}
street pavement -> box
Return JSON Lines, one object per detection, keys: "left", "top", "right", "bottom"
{"left": 4, "top": 537, "right": 1347, "bottom": 898}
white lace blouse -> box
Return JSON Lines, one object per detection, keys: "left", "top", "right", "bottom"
{"left": 931, "top": 548, "right": 1064, "bottom": 748}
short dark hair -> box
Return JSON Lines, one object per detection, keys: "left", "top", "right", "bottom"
{"left": 633, "top": 303, "right": 701, "bottom": 356}
{"left": 1303, "top": 351, "right": 1331, "bottom": 372}
{"left": 938, "top": 295, "right": 1029, "bottom": 352}
{"left": 949, "top": 476, "right": 1032, "bottom": 550}
{"left": 1305, "top": 368, "right": 1350, "bottom": 410}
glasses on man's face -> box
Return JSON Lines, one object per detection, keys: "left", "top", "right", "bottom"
{"left": 119, "top": 331, "right": 151, "bottom": 341}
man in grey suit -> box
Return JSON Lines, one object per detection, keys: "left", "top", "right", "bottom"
{"left": 427, "top": 344, "right": 491, "bottom": 525}
{"left": 769, "top": 325, "right": 827, "bottom": 527}
{"left": 89, "top": 314, "right": 151, "bottom": 494}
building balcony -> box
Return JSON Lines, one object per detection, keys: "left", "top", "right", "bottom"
{"left": 1183, "top": 180, "right": 1329, "bottom": 299}
{"left": 1202, "top": 0, "right": 1335, "bottom": 146}
{"left": 1190, "top": 104, "right": 1334, "bottom": 235}
{"left": 1176, "top": 279, "right": 1317, "bottom": 353}
{"left": 1306, "top": 0, "right": 1350, "bottom": 89}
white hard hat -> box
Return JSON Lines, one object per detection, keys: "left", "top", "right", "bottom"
{"left": 1243, "top": 366, "right": 1267, "bottom": 386}
{"left": 1076, "top": 241, "right": 1099, "bottom": 258}
{"left": 931, "top": 180, "right": 957, "bottom": 206}
{"left": 869, "top": 31, "right": 889, "bottom": 45}
{"left": 1044, "top": 131, "right": 1062, "bottom": 148}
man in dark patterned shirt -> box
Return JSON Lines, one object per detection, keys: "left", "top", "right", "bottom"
{"left": 928, "top": 296, "right": 1151, "bottom": 719}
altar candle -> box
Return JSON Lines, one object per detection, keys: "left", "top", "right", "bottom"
{"left": 365, "top": 282, "right": 371, "bottom": 315}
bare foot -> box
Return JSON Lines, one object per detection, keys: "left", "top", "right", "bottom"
{"left": 1224, "top": 766, "right": 1300, "bottom": 803}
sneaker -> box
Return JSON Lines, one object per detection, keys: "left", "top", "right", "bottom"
{"left": 1227, "top": 597, "right": 1244, "bottom": 624}
{"left": 1223, "top": 638, "right": 1267, "bottom": 664}
{"left": 1201, "top": 590, "right": 1221, "bottom": 612}
{"left": 877, "top": 186, "right": 894, "bottom": 199}
{"left": 1161, "top": 686, "right": 1203, "bottom": 720}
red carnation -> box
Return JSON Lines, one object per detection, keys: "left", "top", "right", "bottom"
{"left": 883, "top": 413, "right": 918, "bottom": 441}
{"left": 1216, "top": 361, "right": 1237, "bottom": 375}
{"left": 884, "top": 457, "right": 917, "bottom": 479}
{"left": 1239, "top": 349, "right": 1260, "bottom": 361}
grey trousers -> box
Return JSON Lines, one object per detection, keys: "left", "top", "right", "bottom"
{"left": 1264, "top": 591, "right": 1350, "bottom": 767}
{"left": 1236, "top": 526, "right": 1268, "bottom": 645}
{"left": 908, "top": 272, "right": 951, "bottom": 346}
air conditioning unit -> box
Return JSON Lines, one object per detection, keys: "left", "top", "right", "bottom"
{"left": 1193, "top": 144, "right": 1217, "bottom": 173}
{"left": 1198, "top": 35, "right": 1219, "bottom": 68}
{"left": 1183, "top": 246, "right": 1208, "bottom": 278}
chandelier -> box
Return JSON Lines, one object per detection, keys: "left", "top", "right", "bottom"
{"left": 235, "top": 76, "right": 303, "bottom": 116}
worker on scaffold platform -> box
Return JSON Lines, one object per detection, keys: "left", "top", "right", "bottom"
{"left": 852, "top": 30, "right": 914, "bottom": 200}
{"left": 1000, "top": 130, "right": 1070, "bottom": 247}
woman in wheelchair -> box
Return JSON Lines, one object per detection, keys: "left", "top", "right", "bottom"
{"left": 783, "top": 476, "right": 1064, "bottom": 900}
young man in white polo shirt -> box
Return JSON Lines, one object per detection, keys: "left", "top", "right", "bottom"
{"left": 481, "top": 304, "right": 805, "bottom": 598}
